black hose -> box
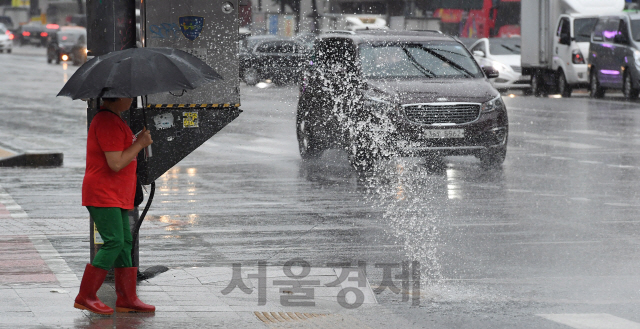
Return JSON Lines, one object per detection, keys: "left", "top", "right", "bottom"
{"left": 132, "top": 181, "right": 155, "bottom": 265}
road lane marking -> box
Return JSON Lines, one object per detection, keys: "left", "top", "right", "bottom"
{"left": 446, "top": 222, "right": 519, "bottom": 227}
{"left": 604, "top": 203, "right": 640, "bottom": 207}
{"left": 607, "top": 164, "right": 636, "bottom": 169}
{"left": 538, "top": 313, "right": 640, "bottom": 329}
{"left": 511, "top": 241, "right": 601, "bottom": 245}
{"left": 526, "top": 140, "right": 599, "bottom": 149}
{"left": 601, "top": 220, "right": 640, "bottom": 224}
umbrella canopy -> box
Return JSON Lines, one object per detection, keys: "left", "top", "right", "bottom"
{"left": 57, "top": 47, "right": 223, "bottom": 100}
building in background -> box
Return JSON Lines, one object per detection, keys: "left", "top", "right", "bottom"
{"left": 244, "top": 0, "right": 525, "bottom": 38}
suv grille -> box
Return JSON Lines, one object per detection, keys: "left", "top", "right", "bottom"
{"left": 403, "top": 103, "right": 481, "bottom": 125}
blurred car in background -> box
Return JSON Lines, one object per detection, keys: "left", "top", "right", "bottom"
{"left": 588, "top": 12, "right": 640, "bottom": 99}
{"left": 46, "top": 27, "right": 87, "bottom": 65}
{"left": 293, "top": 32, "right": 318, "bottom": 51}
{"left": 239, "top": 34, "right": 279, "bottom": 53}
{"left": 470, "top": 37, "right": 530, "bottom": 91}
{"left": 18, "top": 23, "right": 59, "bottom": 46}
{"left": 0, "top": 23, "right": 13, "bottom": 53}
{"left": 239, "top": 35, "right": 279, "bottom": 83}
{"left": 240, "top": 37, "right": 307, "bottom": 85}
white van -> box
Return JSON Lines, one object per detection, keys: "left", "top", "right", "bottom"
{"left": 551, "top": 14, "right": 598, "bottom": 97}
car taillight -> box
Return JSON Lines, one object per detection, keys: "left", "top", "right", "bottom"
{"left": 40, "top": 32, "right": 48, "bottom": 37}
{"left": 22, "top": 31, "right": 30, "bottom": 37}
{"left": 8, "top": 33, "right": 14, "bottom": 40}
{"left": 572, "top": 49, "right": 585, "bottom": 64}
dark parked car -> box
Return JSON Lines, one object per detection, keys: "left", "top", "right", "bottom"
{"left": 588, "top": 13, "right": 640, "bottom": 99}
{"left": 239, "top": 34, "right": 278, "bottom": 52}
{"left": 19, "top": 23, "right": 59, "bottom": 46}
{"left": 46, "top": 27, "right": 87, "bottom": 65}
{"left": 296, "top": 30, "right": 508, "bottom": 170}
{"left": 240, "top": 38, "right": 308, "bottom": 85}
{"left": 293, "top": 32, "right": 319, "bottom": 50}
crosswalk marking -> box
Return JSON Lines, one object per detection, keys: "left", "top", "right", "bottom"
{"left": 538, "top": 313, "right": 640, "bottom": 329}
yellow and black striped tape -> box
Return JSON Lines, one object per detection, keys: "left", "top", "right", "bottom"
{"left": 145, "top": 103, "right": 241, "bottom": 109}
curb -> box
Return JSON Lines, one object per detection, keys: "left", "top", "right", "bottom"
{"left": 0, "top": 152, "right": 64, "bottom": 167}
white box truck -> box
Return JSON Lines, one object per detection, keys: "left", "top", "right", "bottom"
{"left": 2, "top": 6, "right": 29, "bottom": 30}
{"left": 521, "top": 0, "right": 624, "bottom": 97}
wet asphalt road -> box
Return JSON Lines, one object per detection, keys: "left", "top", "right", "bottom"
{"left": 2, "top": 47, "right": 640, "bottom": 328}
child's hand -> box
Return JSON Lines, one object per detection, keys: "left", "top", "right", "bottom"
{"left": 137, "top": 127, "right": 153, "bottom": 147}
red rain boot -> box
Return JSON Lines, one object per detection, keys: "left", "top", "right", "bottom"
{"left": 74, "top": 263, "right": 114, "bottom": 315}
{"left": 114, "top": 267, "right": 155, "bottom": 313}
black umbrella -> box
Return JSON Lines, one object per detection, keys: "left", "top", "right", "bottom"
{"left": 57, "top": 47, "right": 223, "bottom": 99}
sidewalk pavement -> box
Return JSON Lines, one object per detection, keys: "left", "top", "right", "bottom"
{"left": 0, "top": 168, "right": 382, "bottom": 329}
{"left": 0, "top": 235, "right": 379, "bottom": 328}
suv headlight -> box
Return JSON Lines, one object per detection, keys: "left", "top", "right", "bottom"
{"left": 481, "top": 95, "right": 505, "bottom": 113}
{"left": 363, "top": 96, "right": 395, "bottom": 114}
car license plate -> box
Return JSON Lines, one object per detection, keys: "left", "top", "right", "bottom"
{"left": 423, "top": 129, "right": 464, "bottom": 139}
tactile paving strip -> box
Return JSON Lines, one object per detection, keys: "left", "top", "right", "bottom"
{"left": 254, "top": 312, "right": 371, "bottom": 328}
{"left": 255, "top": 312, "right": 326, "bottom": 323}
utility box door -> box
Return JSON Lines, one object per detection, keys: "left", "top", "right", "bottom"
{"left": 142, "top": 0, "right": 239, "bottom": 106}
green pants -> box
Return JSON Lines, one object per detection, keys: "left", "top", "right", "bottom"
{"left": 87, "top": 206, "right": 133, "bottom": 270}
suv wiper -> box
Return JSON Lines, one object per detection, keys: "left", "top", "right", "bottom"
{"left": 410, "top": 44, "right": 475, "bottom": 78}
{"left": 401, "top": 48, "right": 435, "bottom": 78}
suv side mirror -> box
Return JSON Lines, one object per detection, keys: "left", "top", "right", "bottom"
{"left": 482, "top": 66, "right": 499, "bottom": 79}
{"left": 559, "top": 33, "right": 571, "bottom": 45}
{"left": 473, "top": 50, "right": 485, "bottom": 57}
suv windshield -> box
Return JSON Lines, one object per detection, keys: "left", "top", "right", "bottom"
{"left": 489, "top": 38, "right": 521, "bottom": 55}
{"left": 359, "top": 42, "right": 483, "bottom": 79}
{"left": 58, "top": 32, "right": 84, "bottom": 44}
{"left": 574, "top": 18, "right": 598, "bottom": 42}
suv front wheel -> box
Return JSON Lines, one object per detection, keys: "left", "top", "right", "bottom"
{"left": 296, "top": 109, "right": 323, "bottom": 160}
{"left": 623, "top": 71, "right": 639, "bottom": 99}
{"left": 557, "top": 70, "right": 572, "bottom": 97}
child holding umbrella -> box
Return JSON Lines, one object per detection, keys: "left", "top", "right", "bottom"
{"left": 74, "top": 97, "right": 155, "bottom": 315}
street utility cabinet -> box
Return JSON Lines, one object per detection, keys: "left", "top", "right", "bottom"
{"left": 136, "top": 0, "right": 241, "bottom": 184}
